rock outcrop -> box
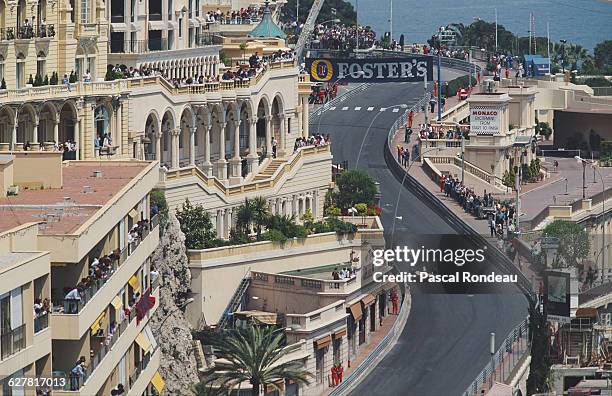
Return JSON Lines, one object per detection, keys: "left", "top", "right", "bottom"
{"left": 150, "top": 213, "right": 200, "bottom": 395}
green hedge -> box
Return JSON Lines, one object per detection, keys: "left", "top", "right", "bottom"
{"left": 445, "top": 75, "right": 477, "bottom": 97}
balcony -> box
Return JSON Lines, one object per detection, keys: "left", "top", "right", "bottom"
{"left": 251, "top": 271, "right": 360, "bottom": 295}
{"left": 34, "top": 312, "right": 49, "bottom": 333}
{"left": 50, "top": 215, "right": 160, "bottom": 340}
{"left": 53, "top": 285, "right": 159, "bottom": 395}
{"left": 128, "top": 346, "right": 161, "bottom": 395}
{"left": 0, "top": 324, "right": 26, "bottom": 360}
{"left": 0, "top": 25, "right": 56, "bottom": 41}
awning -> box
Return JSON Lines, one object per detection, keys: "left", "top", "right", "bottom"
{"left": 145, "top": 325, "right": 158, "bottom": 349}
{"left": 576, "top": 307, "right": 598, "bottom": 319}
{"left": 129, "top": 208, "right": 139, "bottom": 219}
{"left": 361, "top": 294, "right": 376, "bottom": 306}
{"left": 128, "top": 275, "right": 141, "bottom": 293}
{"left": 148, "top": 21, "right": 166, "bottom": 30}
{"left": 348, "top": 302, "right": 362, "bottom": 321}
{"left": 90, "top": 311, "right": 105, "bottom": 334}
{"left": 234, "top": 310, "right": 278, "bottom": 325}
{"left": 513, "top": 136, "right": 533, "bottom": 147}
{"left": 314, "top": 334, "right": 331, "bottom": 349}
{"left": 111, "top": 295, "right": 123, "bottom": 310}
{"left": 135, "top": 331, "right": 152, "bottom": 352}
{"left": 151, "top": 371, "right": 165, "bottom": 393}
{"left": 333, "top": 327, "right": 347, "bottom": 338}
{"left": 110, "top": 23, "right": 127, "bottom": 32}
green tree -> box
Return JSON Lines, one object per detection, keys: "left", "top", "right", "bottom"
{"left": 542, "top": 220, "right": 590, "bottom": 268}
{"left": 150, "top": 190, "right": 169, "bottom": 229}
{"left": 197, "top": 326, "right": 312, "bottom": 396}
{"left": 252, "top": 196, "right": 271, "bottom": 239}
{"left": 175, "top": 199, "right": 217, "bottom": 249}
{"left": 334, "top": 169, "right": 377, "bottom": 210}
{"left": 69, "top": 70, "right": 77, "bottom": 83}
{"left": 594, "top": 40, "right": 612, "bottom": 71}
{"left": 526, "top": 301, "right": 551, "bottom": 394}
{"left": 236, "top": 197, "right": 255, "bottom": 236}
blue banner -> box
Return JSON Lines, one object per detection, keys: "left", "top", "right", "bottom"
{"left": 306, "top": 56, "right": 433, "bottom": 83}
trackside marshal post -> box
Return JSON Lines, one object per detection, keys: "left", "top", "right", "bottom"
{"left": 306, "top": 57, "right": 434, "bottom": 83}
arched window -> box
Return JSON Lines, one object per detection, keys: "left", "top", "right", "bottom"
{"left": 16, "top": 53, "right": 25, "bottom": 88}
{"left": 94, "top": 106, "right": 110, "bottom": 146}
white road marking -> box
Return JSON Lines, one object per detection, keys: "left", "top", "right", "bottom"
{"left": 392, "top": 108, "right": 400, "bottom": 113}
{"left": 341, "top": 106, "right": 349, "bottom": 111}
{"left": 354, "top": 106, "right": 361, "bottom": 111}
{"left": 329, "top": 106, "right": 336, "bottom": 111}
{"left": 367, "top": 107, "right": 374, "bottom": 111}
{"left": 380, "top": 108, "right": 387, "bottom": 112}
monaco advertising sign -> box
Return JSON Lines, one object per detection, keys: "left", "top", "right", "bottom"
{"left": 469, "top": 107, "right": 502, "bottom": 135}
{"left": 306, "top": 57, "right": 434, "bottom": 83}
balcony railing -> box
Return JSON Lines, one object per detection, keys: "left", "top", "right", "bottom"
{"left": 128, "top": 346, "right": 158, "bottom": 390}
{"left": 55, "top": 283, "right": 159, "bottom": 391}
{"left": 110, "top": 15, "right": 125, "bottom": 23}
{"left": 1, "top": 324, "right": 26, "bottom": 360}
{"left": 52, "top": 215, "right": 159, "bottom": 315}
{"left": 0, "top": 25, "right": 56, "bottom": 41}
{"left": 149, "top": 13, "right": 163, "bottom": 21}
{"left": 34, "top": 312, "right": 49, "bottom": 333}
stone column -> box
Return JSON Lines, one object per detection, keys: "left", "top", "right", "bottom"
{"left": 171, "top": 128, "right": 180, "bottom": 169}
{"left": 265, "top": 116, "right": 272, "bottom": 158}
{"left": 302, "top": 96, "right": 309, "bottom": 138}
{"left": 246, "top": 117, "right": 259, "bottom": 175}
{"left": 217, "top": 209, "right": 224, "bottom": 239}
{"left": 155, "top": 131, "right": 162, "bottom": 162}
{"left": 32, "top": 121, "right": 40, "bottom": 150}
{"left": 74, "top": 118, "right": 81, "bottom": 159}
{"left": 210, "top": 211, "right": 218, "bottom": 234}
{"left": 313, "top": 190, "right": 319, "bottom": 219}
{"left": 116, "top": 99, "right": 122, "bottom": 154}
{"left": 202, "top": 124, "right": 213, "bottom": 177}
{"left": 278, "top": 113, "right": 286, "bottom": 158}
{"left": 225, "top": 208, "right": 232, "bottom": 238}
{"left": 189, "top": 126, "right": 196, "bottom": 166}
{"left": 215, "top": 121, "right": 228, "bottom": 180}
{"left": 229, "top": 120, "right": 242, "bottom": 183}
{"left": 53, "top": 120, "right": 59, "bottom": 145}
{"left": 11, "top": 118, "right": 17, "bottom": 150}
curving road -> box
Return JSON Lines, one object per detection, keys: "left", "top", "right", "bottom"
{"left": 312, "top": 70, "right": 528, "bottom": 395}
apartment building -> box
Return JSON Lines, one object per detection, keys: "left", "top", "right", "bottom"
{"left": 0, "top": 152, "right": 162, "bottom": 395}
{"left": 188, "top": 216, "right": 395, "bottom": 395}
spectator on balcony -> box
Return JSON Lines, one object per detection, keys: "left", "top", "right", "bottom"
{"left": 70, "top": 360, "right": 87, "bottom": 390}
{"left": 39, "top": 19, "right": 46, "bottom": 38}
{"left": 332, "top": 268, "right": 340, "bottom": 280}
{"left": 62, "top": 74, "right": 71, "bottom": 91}
{"left": 83, "top": 69, "right": 92, "bottom": 83}
{"left": 65, "top": 287, "right": 82, "bottom": 314}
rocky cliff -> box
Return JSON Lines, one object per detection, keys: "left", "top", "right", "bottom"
{"left": 150, "top": 213, "right": 200, "bottom": 395}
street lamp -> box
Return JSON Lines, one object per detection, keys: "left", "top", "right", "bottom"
{"left": 576, "top": 155, "right": 606, "bottom": 284}
{"left": 355, "top": 103, "right": 409, "bottom": 168}
{"left": 390, "top": 146, "right": 442, "bottom": 247}
{"left": 316, "top": 70, "right": 365, "bottom": 136}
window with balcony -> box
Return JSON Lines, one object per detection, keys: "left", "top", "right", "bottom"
{"left": 110, "top": 32, "right": 125, "bottom": 53}
{"left": 0, "top": 287, "right": 26, "bottom": 360}
{"left": 111, "top": 0, "right": 125, "bottom": 23}
{"left": 94, "top": 105, "right": 110, "bottom": 147}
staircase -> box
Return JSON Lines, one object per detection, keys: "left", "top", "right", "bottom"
{"left": 252, "top": 158, "right": 286, "bottom": 181}
{"left": 217, "top": 275, "right": 251, "bottom": 331}
{"left": 294, "top": 0, "right": 325, "bottom": 59}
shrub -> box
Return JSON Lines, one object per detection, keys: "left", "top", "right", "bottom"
{"left": 355, "top": 203, "right": 368, "bottom": 215}
{"left": 175, "top": 199, "right": 217, "bottom": 249}
{"left": 28, "top": 74, "right": 34, "bottom": 85}
{"left": 50, "top": 72, "right": 58, "bottom": 85}
{"left": 262, "top": 229, "right": 287, "bottom": 243}
{"left": 334, "top": 169, "right": 377, "bottom": 210}
{"left": 0, "top": 78, "right": 6, "bottom": 90}
{"left": 326, "top": 206, "right": 341, "bottom": 216}
{"left": 69, "top": 71, "right": 77, "bottom": 83}
{"left": 43, "top": 74, "right": 49, "bottom": 86}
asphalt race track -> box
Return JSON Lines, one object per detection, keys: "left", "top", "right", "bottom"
{"left": 311, "top": 69, "right": 528, "bottom": 395}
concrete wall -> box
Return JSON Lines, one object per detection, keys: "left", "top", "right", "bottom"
{"left": 10, "top": 151, "right": 63, "bottom": 189}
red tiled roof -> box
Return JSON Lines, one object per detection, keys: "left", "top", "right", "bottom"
{"left": 0, "top": 162, "right": 149, "bottom": 235}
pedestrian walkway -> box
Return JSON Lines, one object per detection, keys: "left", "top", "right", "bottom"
{"left": 321, "top": 313, "right": 398, "bottom": 396}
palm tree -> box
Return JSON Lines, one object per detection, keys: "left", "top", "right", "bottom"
{"left": 236, "top": 198, "right": 255, "bottom": 235}
{"left": 197, "top": 326, "right": 312, "bottom": 396}
{"left": 251, "top": 196, "right": 270, "bottom": 239}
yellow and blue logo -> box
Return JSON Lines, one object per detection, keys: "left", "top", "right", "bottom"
{"left": 310, "top": 59, "right": 334, "bottom": 81}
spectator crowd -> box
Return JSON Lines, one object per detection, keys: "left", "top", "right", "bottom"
{"left": 310, "top": 23, "right": 376, "bottom": 52}
{"left": 293, "top": 134, "right": 331, "bottom": 152}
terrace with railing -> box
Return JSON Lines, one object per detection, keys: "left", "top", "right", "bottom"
{"left": 0, "top": 59, "right": 296, "bottom": 106}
